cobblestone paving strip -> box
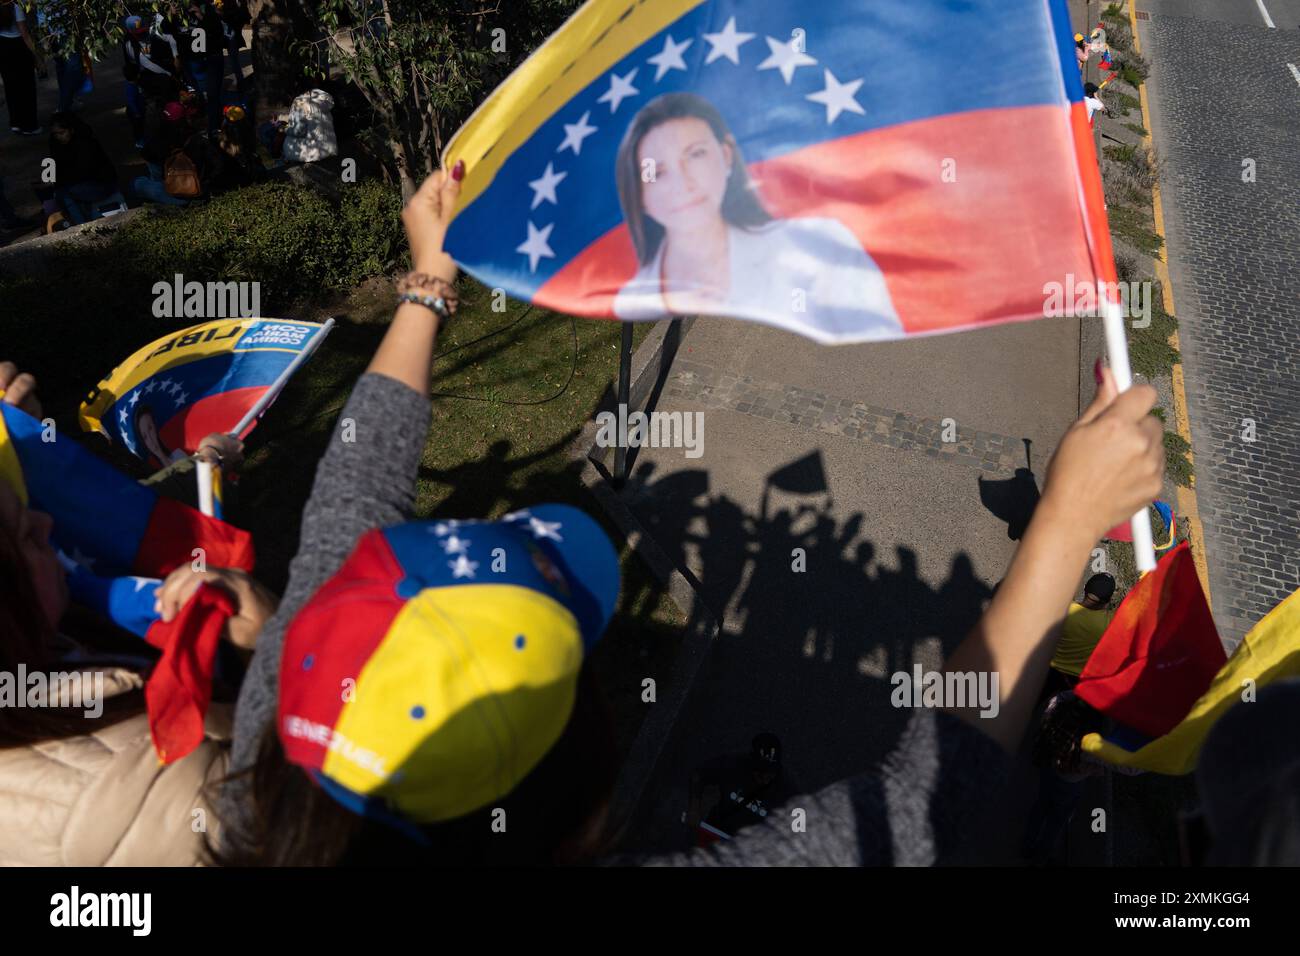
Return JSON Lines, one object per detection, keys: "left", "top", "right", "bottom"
{"left": 664, "top": 357, "right": 1024, "bottom": 475}
{"left": 1145, "top": 12, "right": 1300, "bottom": 642}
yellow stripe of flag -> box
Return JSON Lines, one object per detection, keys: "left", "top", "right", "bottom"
{"left": 1082, "top": 587, "right": 1300, "bottom": 774}
{"left": 443, "top": 0, "right": 708, "bottom": 217}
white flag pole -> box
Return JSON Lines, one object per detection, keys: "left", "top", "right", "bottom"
{"left": 1102, "top": 298, "right": 1157, "bottom": 573}
{"left": 196, "top": 458, "right": 216, "bottom": 517}
{"left": 228, "top": 318, "right": 336, "bottom": 438}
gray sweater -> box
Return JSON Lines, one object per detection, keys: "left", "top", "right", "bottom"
{"left": 222, "top": 372, "right": 1012, "bottom": 864}
{"left": 222, "top": 373, "right": 431, "bottom": 850}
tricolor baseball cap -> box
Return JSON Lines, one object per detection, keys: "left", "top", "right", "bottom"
{"left": 278, "top": 505, "right": 620, "bottom": 836}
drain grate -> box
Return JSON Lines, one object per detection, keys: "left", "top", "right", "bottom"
{"left": 1136, "top": 10, "right": 1150, "bottom": 19}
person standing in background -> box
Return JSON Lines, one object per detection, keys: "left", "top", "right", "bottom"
{"left": 217, "top": 0, "right": 248, "bottom": 95}
{"left": 37, "top": 0, "right": 86, "bottom": 114}
{"left": 0, "top": 1, "right": 47, "bottom": 134}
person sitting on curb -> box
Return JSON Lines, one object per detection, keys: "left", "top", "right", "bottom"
{"left": 47, "top": 113, "right": 119, "bottom": 226}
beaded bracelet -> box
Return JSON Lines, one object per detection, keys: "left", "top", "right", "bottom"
{"left": 398, "top": 291, "right": 451, "bottom": 319}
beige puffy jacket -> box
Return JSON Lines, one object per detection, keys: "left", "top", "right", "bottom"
{"left": 0, "top": 667, "right": 232, "bottom": 866}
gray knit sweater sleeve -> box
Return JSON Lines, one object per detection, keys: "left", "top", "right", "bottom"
{"left": 624, "top": 710, "right": 1010, "bottom": 866}
{"left": 221, "top": 372, "right": 431, "bottom": 846}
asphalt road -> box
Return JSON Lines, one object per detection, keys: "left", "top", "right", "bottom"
{"left": 1138, "top": 0, "right": 1300, "bottom": 643}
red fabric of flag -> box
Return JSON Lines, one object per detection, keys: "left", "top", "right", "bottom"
{"left": 1075, "top": 542, "right": 1225, "bottom": 737}
{"left": 143, "top": 584, "right": 234, "bottom": 764}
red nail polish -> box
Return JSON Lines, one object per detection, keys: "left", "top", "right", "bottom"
{"left": 451, "top": 159, "right": 465, "bottom": 181}
{"left": 1093, "top": 358, "right": 1104, "bottom": 385}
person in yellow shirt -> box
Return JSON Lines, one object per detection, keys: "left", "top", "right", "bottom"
{"left": 1050, "top": 573, "right": 1116, "bottom": 681}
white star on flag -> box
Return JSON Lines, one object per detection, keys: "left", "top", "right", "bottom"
{"left": 168, "top": 381, "right": 182, "bottom": 397}
{"left": 432, "top": 521, "right": 462, "bottom": 536}
{"left": 647, "top": 33, "right": 693, "bottom": 81}
{"left": 449, "top": 554, "right": 479, "bottom": 579}
{"left": 597, "top": 67, "right": 640, "bottom": 113}
{"left": 503, "top": 510, "right": 532, "bottom": 522}
{"left": 557, "top": 110, "right": 597, "bottom": 155}
{"left": 516, "top": 221, "right": 556, "bottom": 273}
{"left": 176, "top": 391, "right": 188, "bottom": 405}
{"left": 142, "top": 381, "right": 156, "bottom": 395}
{"left": 119, "top": 408, "right": 129, "bottom": 426}
{"left": 68, "top": 547, "right": 97, "bottom": 570}
{"left": 806, "top": 69, "right": 865, "bottom": 123}
{"left": 528, "top": 517, "right": 564, "bottom": 542}
{"left": 130, "top": 577, "right": 156, "bottom": 592}
{"left": 703, "top": 16, "right": 755, "bottom": 65}
{"left": 757, "top": 35, "right": 817, "bottom": 85}
{"left": 528, "top": 162, "right": 568, "bottom": 210}
{"left": 442, "top": 534, "right": 471, "bottom": 555}
{"left": 128, "top": 391, "right": 140, "bottom": 407}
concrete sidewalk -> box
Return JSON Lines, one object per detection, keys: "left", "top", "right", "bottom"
{"left": 607, "top": 310, "right": 1089, "bottom": 854}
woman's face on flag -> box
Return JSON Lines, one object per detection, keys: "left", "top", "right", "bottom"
{"left": 637, "top": 117, "right": 733, "bottom": 235}
{"left": 0, "top": 482, "right": 69, "bottom": 629}
{"left": 136, "top": 409, "right": 169, "bottom": 465}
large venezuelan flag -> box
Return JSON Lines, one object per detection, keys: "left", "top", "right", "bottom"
{"left": 79, "top": 318, "right": 329, "bottom": 467}
{"left": 443, "top": 0, "right": 1114, "bottom": 344}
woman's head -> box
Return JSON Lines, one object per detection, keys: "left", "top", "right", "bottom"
{"left": 216, "top": 506, "right": 623, "bottom": 865}
{"left": 0, "top": 480, "right": 68, "bottom": 637}
{"left": 616, "top": 92, "right": 771, "bottom": 264}
{"left": 216, "top": 661, "right": 617, "bottom": 867}
{"left": 50, "top": 113, "right": 81, "bottom": 147}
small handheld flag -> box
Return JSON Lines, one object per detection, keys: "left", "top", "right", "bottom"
{"left": 443, "top": 0, "right": 1116, "bottom": 345}
{"left": 79, "top": 318, "right": 332, "bottom": 468}
{"left": 1082, "top": 586, "right": 1300, "bottom": 774}
{"left": 1075, "top": 542, "right": 1225, "bottom": 738}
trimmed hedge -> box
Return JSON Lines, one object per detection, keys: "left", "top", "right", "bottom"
{"left": 108, "top": 179, "right": 405, "bottom": 308}
{"left": 0, "top": 178, "right": 404, "bottom": 421}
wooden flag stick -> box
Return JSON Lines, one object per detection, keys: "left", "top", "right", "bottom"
{"left": 1103, "top": 299, "right": 1157, "bottom": 572}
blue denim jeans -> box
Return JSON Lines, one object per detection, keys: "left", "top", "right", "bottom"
{"left": 51, "top": 54, "right": 85, "bottom": 113}
{"left": 132, "top": 163, "right": 189, "bottom": 208}
{"left": 56, "top": 181, "right": 116, "bottom": 225}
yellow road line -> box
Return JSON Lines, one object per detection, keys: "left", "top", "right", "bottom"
{"left": 1128, "top": 0, "right": 1212, "bottom": 603}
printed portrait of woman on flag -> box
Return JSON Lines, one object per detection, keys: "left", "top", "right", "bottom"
{"left": 612, "top": 92, "right": 901, "bottom": 342}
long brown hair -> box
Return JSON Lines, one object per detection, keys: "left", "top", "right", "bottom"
{"left": 0, "top": 509, "right": 145, "bottom": 744}
{"left": 209, "top": 664, "right": 619, "bottom": 866}
{"left": 615, "top": 92, "right": 772, "bottom": 265}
